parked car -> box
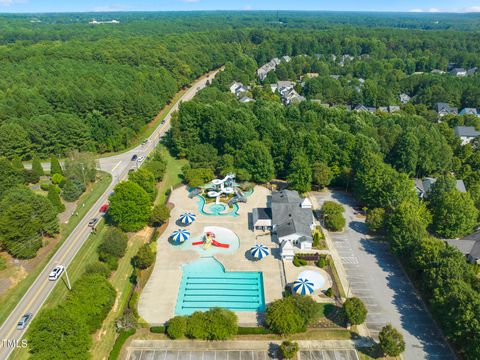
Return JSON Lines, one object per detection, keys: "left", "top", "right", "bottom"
{"left": 137, "top": 155, "right": 145, "bottom": 162}
{"left": 88, "top": 217, "right": 100, "bottom": 228}
{"left": 48, "top": 265, "right": 64, "bottom": 281}
{"left": 99, "top": 204, "right": 109, "bottom": 213}
{"left": 131, "top": 154, "right": 138, "bottom": 161}
{"left": 16, "top": 313, "right": 33, "bottom": 330}
{"left": 161, "top": 120, "right": 166, "bottom": 124}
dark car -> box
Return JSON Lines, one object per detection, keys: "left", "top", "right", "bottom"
{"left": 131, "top": 154, "right": 138, "bottom": 161}
{"left": 17, "top": 313, "right": 33, "bottom": 330}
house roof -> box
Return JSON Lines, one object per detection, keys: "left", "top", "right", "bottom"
{"left": 454, "top": 126, "right": 480, "bottom": 138}
{"left": 415, "top": 177, "right": 466, "bottom": 196}
{"left": 444, "top": 239, "right": 477, "bottom": 256}
{"left": 459, "top": 108, "right": 478, "bottom": 116}
{"left": 253, "top": 207, "right": 272, "bottom": 220}
{"left": 450, "top": 68, "right": 466, "bottom": 74}
{"left": 271, "top": 190, "right": 301, "bottom": 204}
{"left": 276, "top": 219, "right": 312, "bottom": 240}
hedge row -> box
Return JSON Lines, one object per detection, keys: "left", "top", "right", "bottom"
{"left": 108, "top": 328, "right": 137, "bottom": 360}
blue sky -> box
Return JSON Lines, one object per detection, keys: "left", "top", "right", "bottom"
{"left": 1, "top": 0, "right": 480, "bottom": 13}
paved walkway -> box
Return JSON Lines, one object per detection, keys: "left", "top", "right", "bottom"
{"left": 311, "top": 190, "right": 456, "bottom": 360}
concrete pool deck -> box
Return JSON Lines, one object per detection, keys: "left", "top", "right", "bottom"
{"left": 138, "top": 185, "right": 284, "bottom": 326}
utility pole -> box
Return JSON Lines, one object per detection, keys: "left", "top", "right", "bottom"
{"left": 64, "top": 266, "right": 72, "bottom": 291}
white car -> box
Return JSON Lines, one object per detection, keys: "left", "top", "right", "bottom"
{"left": 137, "top": 156, "right": 145, "bottom": 162}
{"left": 48, "top": 265, "right": 64, "bottom": 281}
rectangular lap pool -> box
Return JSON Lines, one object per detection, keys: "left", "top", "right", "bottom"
{"left": 175, "top": 257, "right": 265, "bottom": 315}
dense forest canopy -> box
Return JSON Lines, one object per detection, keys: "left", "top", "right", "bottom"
{"left": 1, "top": 12, "right": 480, "bottom": 159}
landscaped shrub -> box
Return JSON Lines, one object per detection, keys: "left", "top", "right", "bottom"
{"left": 293, "top": 255, "right": 307, "bottom": 267}
{"left": 321, "top": 201, "right": 346, "bottom": 232}
{"left": 280, "top": 340, "right": 299, "bottom": 359}
{"left": 186, "top": 311, "right": 207, "bottom": 339}
{"left": 316, "top": 256, "right": 326, "bottom": 268}
{"left": 343, "top": 297, "right": 367, "bottom": 325}
{"left": 150, "top": 326, "right": 166, "bottom": 334}
{"left": 108, "top": 328, "right": 136, "bottom": 360}
{"left": 40, "top": 182, "right": 51, "bottom": 191}
{"left": 150, "top": 204, "right": 171, "bottom": 227}
{"left": 203, "top": 308, "right": 238, "bottom": 340}
{"left": 167, "top": 316, "right": 187, "bottom": 339}
{"left": 265, "top": 297, "right": 306, "bottom": 335}
{"left": 366, "top": 208, "right": 386, "bottom": 234}
{"left": 292, "top": 295, "right": 322, "bottom": 326}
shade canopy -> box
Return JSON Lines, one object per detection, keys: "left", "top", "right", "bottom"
{"left": 171, "top": 229, "right": 190, "bottom": 243}
{"left": 293, "top": 278, "right": 314, "bottom": 295}
{"left": 250, "top": 244, "right": 269, "bottom": 259}
{"left": 179, "top": 212, "right": 196, "bottom": 225}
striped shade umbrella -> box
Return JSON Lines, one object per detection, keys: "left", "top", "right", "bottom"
{"left": 250, "top": 244, "right": 269, "bottom": 259}
{"left": 171, "top": 229, "right": 190, "bottom": 243}
{"left": 179, "top": 212, "right": 196, "bottom": 225}
{"left": 293, "top": 278, "right": 314, "bottom": 295}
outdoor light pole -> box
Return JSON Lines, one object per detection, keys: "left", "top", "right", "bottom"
{"left": 63, "top": 266, "right": 72, "bottom": 291}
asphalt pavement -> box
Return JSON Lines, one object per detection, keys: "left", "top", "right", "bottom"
{"left": 313, "top": 190, "right": 456, "bottom": 360}
{"left": 0, "top": 69, "right": 220, "bottom": 360}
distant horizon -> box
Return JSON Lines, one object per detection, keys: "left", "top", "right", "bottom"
{"left": 2, "top": 9, "right": 480, "bottom": 15}
{"left": 1, "top": 0, "right": 480, "bottom": 15}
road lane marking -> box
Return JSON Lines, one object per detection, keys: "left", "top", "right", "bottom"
{"left": 111, "top": 161, "right": 121, "bottom": 173}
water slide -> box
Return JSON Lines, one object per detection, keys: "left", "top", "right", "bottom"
{"left": 207, "top": 174, "right": 235, "bottom": 203}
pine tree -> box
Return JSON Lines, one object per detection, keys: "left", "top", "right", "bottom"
{"left": 32, "top": 156, "right": 44, "bottom": 177}
{"left": 11, "top": 155, "right": 24, "bottom": 171}
{"left": 50, "top": 156, "right": 63, "bottom": 176}
{"left": 47, "top": 185, "right": 65, "bottom": 213}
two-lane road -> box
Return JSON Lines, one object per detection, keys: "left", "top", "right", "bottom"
{"left": 0, "top": 68, "right": 220, "bottom": 360}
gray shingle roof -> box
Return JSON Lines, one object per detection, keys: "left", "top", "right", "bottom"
{"left": 444, "top": 239, "right": 476, "bottom": 256}
{"left": 276, "top": 219, "right": 312, "bottom": 240}
{"left": 253, "top": 207, "right": 271, "bottom": 220}
{"left": 454, "top": 126, "right": 480, "bottom": 138}
{"left": 271, "top": 190, "right": 301, "bottom": 204}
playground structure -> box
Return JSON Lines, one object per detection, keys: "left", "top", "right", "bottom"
{"left": 192, "top": 231, "right": 230, "bottom": 250}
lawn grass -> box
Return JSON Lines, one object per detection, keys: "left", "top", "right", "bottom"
{"left": 0, "top": 172, "right": 112, "bottom": 327}
{"left": 89, "top": 233, "right": 147, "bottom": 359}
{"left": 154, "top": 145, "right": 188, "bottom": 205}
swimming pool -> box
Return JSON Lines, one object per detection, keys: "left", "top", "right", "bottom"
{"left": 175, "top": 257, "right": 265, "bottom": 315}
{"left": 196, "top": 195, "right": 239, "bottom": 216}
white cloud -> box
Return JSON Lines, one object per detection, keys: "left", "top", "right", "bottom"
{"left": 92, "top": 3, "right": 132, "bottom": 12}
{"left": 409, "top": 6, "right": 480, "bottom": 13}
{"left": 0, "top": 0, "right": 27, "bottom": 6}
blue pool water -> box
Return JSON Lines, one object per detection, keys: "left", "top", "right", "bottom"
{"left": 196, "top": 196, "right": 239, "bottom": 216}
{"left": 175, "top": 257, "right": 265, "bottom": 315}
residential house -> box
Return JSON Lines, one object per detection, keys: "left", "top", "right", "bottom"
{"left": 277, "top": 81, "right": 295, "bottom": 92}
{"left": 378, "top": 107, "right": 388, "bottom": 113}
{"left": 444, "top": 237, "right": 480, "bottom": 264}
{"left": 414, "top": 177, "right": 466, "bottom": 199}
{"left": 389, "top": 105, "right": 400, "bottom": 112}
{"left": 330, "top": 74, "right": 340, "bottom": 80}
{"left": 252, "top": 190, "right": 314, "bottom": 259}
{"left": 282, "top": 55, "right": 292, "bottom": 63}
{"left": 459, "top": 108, "right": 479, "bottom": 117}
{"left": 436, "top": 103, "right": 458, "bottom": 117}
{"left": 229, "top": 82, "right": 249, "bottom": 98}
{"left": 399, "top": 93, "right": 411, "bottom": 104}
{"left": 302, "top": 73, "right": 319, "bottom": 80}
{"left": 454, "top": 126, "right": 480, "bottom": 145}
{"left": 239, "top": 96, "right": 254, "bottom": 103}
{"left": 431, "top": 69, "right": 445, "bottom": 74}
{"left": 450, "top": 68, "right": 467, "bottom": 77}
{"left": 467, "top": 67, "right": 477, "bottom": 76}
{"left": 282, "top": 89, "right": 305, "bottom": 105}
{"left": 354, "top": 105, "right": 376, "bottom": 113}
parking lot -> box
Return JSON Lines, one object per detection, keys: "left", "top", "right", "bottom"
{"left": 127, "top": 350, "right": 359, "bottom": 360}
{"left": 313, "top": 190, "right": 456, "bottom": 360}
